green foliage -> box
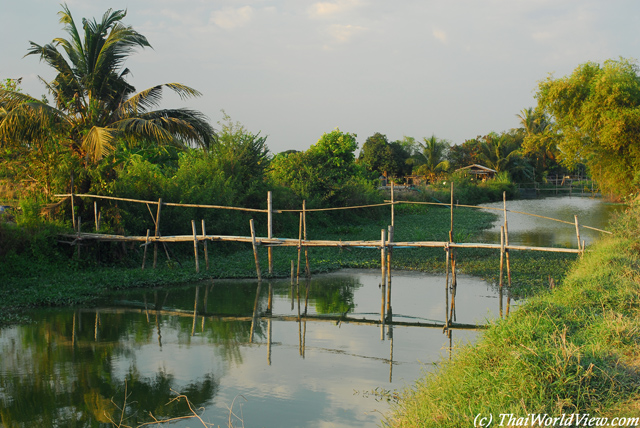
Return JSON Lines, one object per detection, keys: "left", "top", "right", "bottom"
{"left": 269, "top": 128, "right": 381, "bottom": 208}
{"left": 358, "top": 132, "right": 413, "bottom": 178}
{"left": 417, "top": 171, "right": 518, "bottom": 205}
{"left": 0, "top": 5, "right": 214, "bottom": 199}
{"left": 535, "top": 58, "right": 640, "bottom": 199}
{"left": 412, "top": 135, "right": 450, "bottom": 181}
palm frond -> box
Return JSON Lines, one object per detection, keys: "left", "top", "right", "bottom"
{"left": 82, "top": 126, "right": 116, "bottom": 162}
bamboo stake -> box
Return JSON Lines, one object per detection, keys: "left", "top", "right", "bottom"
{"left": 574, "top": 215, "right": 582, "bottom": 252}
{"left": 71, "top": 174, "right": 76, "bottom": 231}
{"left": 303, "top": 200, "right": 310, "bottom": 277}
{"left": 191, "top": 220, "right": 200, "bottom": 273}
{"left": 391, "top": 181, "right": 395, "bottom": 228}
{"left": 202, "top": 220, "right": 209, "bottom": 271}
{"left": 381, "top": 229, "right": 387, "bottom": 328}
{"left": 250, "top": 219, "right": 262, "bottom": 281}
{"left": 503, "top": 192, "right": 512, "bottom": 288}
{"left": 386, "top": 225, "right": 393, "bottom": 315}
{"left": 153, "top": 198, "right": 162, "bottom": 269}
{"left": 449, "top": 258, "right": 457, "bottom": 323}
{"left": 142, "top": 229, "right": 150, "bottom": 270}
{"left": 268, "top": 191, "right": 273, "bottom": 274}
{"left": 499, "top": 226, "right": 505, "bottom": 288}
{"left": 297, "top": 213, "right": 303, "bottom": 283}
{"left": 449, "top": 182, "right": 454, "bottom": 242}
{"left": 444, "top": 242, "right": 450, "bottom": 333}
{"left": 94, "top": 201, "right": 99, "bottom": 231}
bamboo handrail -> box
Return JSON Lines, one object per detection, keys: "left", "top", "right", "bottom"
{"left": 60, "top": 231, "right": 582, "bottom": 253}
{"left": 390, "top": 200, "right": 612, "bottom": 234}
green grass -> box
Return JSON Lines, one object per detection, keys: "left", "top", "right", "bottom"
{"left": 384, "top": 232, "right": 640, "bottom": 427}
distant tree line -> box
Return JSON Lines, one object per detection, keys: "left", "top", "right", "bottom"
{"left": 1, "top": 6, "right": 639, "bottom": 241}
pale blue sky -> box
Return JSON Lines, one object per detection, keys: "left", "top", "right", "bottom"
{"left": 2, "top": 0, "right": 639, "bottom": 154}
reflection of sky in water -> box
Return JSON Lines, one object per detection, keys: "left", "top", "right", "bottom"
{"left": 0, "top": 270, "right": 505, "bottom": 428}
{"left": 478, "top": 196, "right": 624, "bottom": 248}
{"left": 109, "top": 271, "right": 503, "bottom": 427}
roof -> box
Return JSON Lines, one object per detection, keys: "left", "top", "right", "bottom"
{"left": 455, "top": 164, "right": 497, "bottom": 174}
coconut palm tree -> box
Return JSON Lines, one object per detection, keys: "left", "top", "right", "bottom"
{"left": 414, "top": 135, "right": 450, "bottom": 182}
{"left": 0, "top": 5, "right": 214, "bottom": 166}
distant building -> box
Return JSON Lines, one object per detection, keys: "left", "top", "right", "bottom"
{"left": 455, "top": 164, "right": 496, "bottom": 181}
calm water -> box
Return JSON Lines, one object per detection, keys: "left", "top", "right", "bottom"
{"left": 478, "top": 196, "right": 624, "bottom": 248}
{"left": 0, "top": 270, "right": 505, "bottom": 428}
{"left": 0, "top": 196, "right": 618, "bottom": 427}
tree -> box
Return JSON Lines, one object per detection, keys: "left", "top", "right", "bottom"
{"left": 413, "top": 135, "right": 450, "bottom": 182}
{"left": 476, "top": 131, "right": 533, "bottom": 181}
{"left": 535, "top": 58, "right": 640, "bottom": 198}
{"left": 358, "top": 132, "right": 395, "bottom": 177}
{"left": 447, "top": 138, "right": 483, "bottom": 171}
{"left": 517, "top": 107, "right": 560, "bottom": 178}
{"left": 0, "top": 6, "right": 214, "bottom": 174}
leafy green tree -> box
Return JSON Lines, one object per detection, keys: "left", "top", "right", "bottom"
{"left": 447, "top": 138, "right": 483, "bottom": 171}
{"left": 358, "top": 132, "right": 395, "bottom": 177}
{"left": 535, "top": 58, "right": 640, "bottom": 198}
{"left": 270, "top": 128, "right": 378, "bottom": 207}
{"left": 0, "top": 6, "right": 214, "bottom": 183}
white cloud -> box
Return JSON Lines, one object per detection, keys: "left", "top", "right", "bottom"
{"left": 432, "top": 28, "right": 447, "bottom": 44}
{"left": 327, "top": 24, "right": 365, "bottom": 43}
{"left": 211, "top": 6, "right": 255, "bottom": 30}
{"left": 309, "top": 0, "right": 361, "bottom": 18}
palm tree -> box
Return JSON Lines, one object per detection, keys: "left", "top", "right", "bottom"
{"left": 0, "top": 5, "right": 214, "bottom": 166}
{"left": 517, "top": 107, "right": 558, "bottom": 173}
{"left": 414, "top": 135, "right": 450, "bottom": 182}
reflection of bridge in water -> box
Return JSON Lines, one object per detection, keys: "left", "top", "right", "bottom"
{"left": 83, "top": 275, "right": 514, "bottom": 383}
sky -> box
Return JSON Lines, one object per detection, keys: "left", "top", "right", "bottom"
{"left": 2, "top": 0, "right": 640, "bottom": 155}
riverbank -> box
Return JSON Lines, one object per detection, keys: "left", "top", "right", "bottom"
{"left": 384, "top": 206, "right": 640, "bottom": 427}
{"left": 0, "top": 204, "right": 576, "bottom": 326}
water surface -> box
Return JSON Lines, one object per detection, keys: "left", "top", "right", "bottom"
{"left": 478, "top": 196, "right": 624, "bottom": 248}
{"left": 0, "top": 270, "right": 504, "bottom": 427}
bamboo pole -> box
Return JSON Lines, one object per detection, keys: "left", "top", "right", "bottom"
{"left": 444, "top": 242, "right": 450, "bottom": 333}
{"left": 202, "top": 220, "right": 209, "bottom": 271}
{"left": 303, "top": 200, "right": 310, "bottom": 277}
{"left": 499, "top": 226, "right": 505, "bottom": 288}
{"left": 449, "top": 182, "right": 454, "bottom": 242}
{"left": 70, "top": 174, "right": 76, "bottom": 231}
{"left": 191, "top": 220, "right": 200, "bottom": 273}
{"left": 386, "top": 225, "right": 393, "bottom": 314}
{"left": 297, "top": 212, "right": 303, "bottom": 284}
{"left": 94, "top": 201, "right": 99, "bottom": 232}
{"left": 391, "top": 181, "right": 395, "bottom": 228}
{"left": 268, "top": 191, "right": 273, "bottom": 274}
{"left": 153, "top": 198, "right": 162, "bottom": 269}
{"left": 503, "top": 192, "right": 512, "bottom": 288}
{"left": 380, "top": 229, "right": 387, "bottom": 328}
{"left": 574, "top": 215, "right": 582, "bottom": 252}
{"left": 250, "top": 219, "right": 262, "bottom": 281}
{"left": 142, "top": 229, "right": 150, "bottom": 270}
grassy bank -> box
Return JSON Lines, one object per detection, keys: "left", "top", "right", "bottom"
{"left": 0, "top": 203, "right": 576, "bottom": 326}
{"left": 384, "top": 215, "right": 640, "bottom": 426}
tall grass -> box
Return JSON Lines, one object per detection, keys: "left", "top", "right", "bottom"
{"left": 384, "top": 212, "right": 640, "bottom": 427}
